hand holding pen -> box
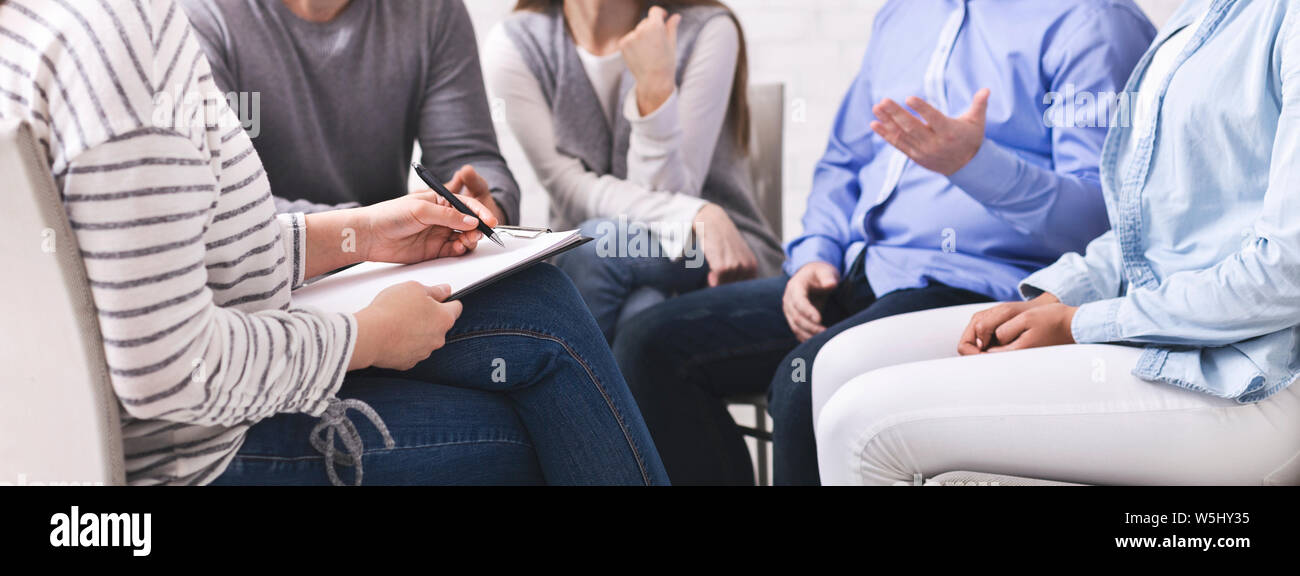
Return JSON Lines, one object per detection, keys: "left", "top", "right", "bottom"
{"left": 413, "top": 162, "right": 506, "bottom": 247}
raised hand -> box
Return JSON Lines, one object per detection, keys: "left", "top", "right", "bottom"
{"left": 620, "top": 6, "right": 682, "bottom": 116}
{"left": 871, "top": 88, "right": 991, "bottom": 176}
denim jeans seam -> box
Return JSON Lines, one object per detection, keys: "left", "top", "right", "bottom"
{"left": 446, "top": 328, "right": 655, "bottom": 485}
{"left": 230, "top": 438, "right": 536, "bottom": 463}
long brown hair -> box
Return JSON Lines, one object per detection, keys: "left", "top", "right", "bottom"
{"left": 514, "top": 0, "right": 751, "bottom": 150}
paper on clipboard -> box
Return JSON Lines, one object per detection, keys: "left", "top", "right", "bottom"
{"left": 290, "top": 229, "right": 588, "bottom": 313}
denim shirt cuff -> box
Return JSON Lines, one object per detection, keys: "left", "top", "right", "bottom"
{"left": 947, "top": 138, "right": 1021, "bottom": 206}
{"left": 1019, "top": 259, "right": 1101, "bottom": 306}
{"left": 784, "top": 236, "right": 844, "bottom": 277}
{"left": 1071, "top": 298, "right": 1120, "bottom": 344}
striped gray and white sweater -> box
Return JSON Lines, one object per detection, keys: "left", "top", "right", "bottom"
{"left": 0, "top": 0, "right": 356, "bottom": 485}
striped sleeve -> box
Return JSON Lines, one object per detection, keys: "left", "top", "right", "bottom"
{"left": 278, "top": 212, "right": 308, "bottom": 289}
{"left": 2, "top": 0, "right": 364, "bottom": 483}
{"left": 64, "top": 131, "right": 355, "bottom": 426}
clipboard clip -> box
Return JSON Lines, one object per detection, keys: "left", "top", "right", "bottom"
{"left": 496, "top": 225, "right": 552, "bottom": 239}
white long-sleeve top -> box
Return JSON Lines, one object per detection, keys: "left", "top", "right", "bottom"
{"left": 484, "top": 16, "right": 740, "bottom": 253}
{"left": 0, "top": 0, "right": 355, "bottom": 485}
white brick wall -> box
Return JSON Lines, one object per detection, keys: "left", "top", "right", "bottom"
{"left": 466, "top": 0, "right": 1185, "bottom": 237}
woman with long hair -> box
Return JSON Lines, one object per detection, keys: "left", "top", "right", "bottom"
{"left": 485, "top": 0, "right": 783, "bottom": 342}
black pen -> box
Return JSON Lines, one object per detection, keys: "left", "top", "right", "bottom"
{"left": 411, "top": 162, "right": 504, "bottom": 247}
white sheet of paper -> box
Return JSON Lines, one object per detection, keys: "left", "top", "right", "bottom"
{"left": 290, "top": 229, "right": 582, "bottom": 314}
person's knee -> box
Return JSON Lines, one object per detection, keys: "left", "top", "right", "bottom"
{"left": 557, "top": 219, "right": 626, "bottom": 286}
{"left": 816, "top": 373, "right": 876, "bottom": 457}
{"left": 555, "top": 232, "right": 605, "bottom": 275}
{"left": 493, "top": 263, "right": 595, "bottom": 333}
{"left": 573, "top": 218, "right": 619, "bottom": 266}
{"left": 815, "top": 368, "right": 916, "bottom": 485}
{"left": 611, "top": 304, "right": 678, "bottom": 386}
{"left": 814, "top": 323, "right": 890, "bottom": 392}
{"left": 612, "top": 300, "right": 708, "bottom": 407}
{"left": 514, "top": 262, "right": 579, "bottom": 302}
{"left": 576, "top": 218, "right": 617, "bottom": 239}
{"left": 811, "top": 319, "right": 907, "bottom": 423}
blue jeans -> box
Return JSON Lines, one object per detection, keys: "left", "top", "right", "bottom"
{"left": 213, "top": 264, "right": 669, "bottom": 486}
{"left": 555, "top": 218, "right": 709, "bottom": 342}
{"left": 613, "top": 258, "right": 992, "bottom": 485}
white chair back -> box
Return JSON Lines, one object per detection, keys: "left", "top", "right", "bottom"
{"left": 0, "top": 120, "right": 124, "bottom": 486}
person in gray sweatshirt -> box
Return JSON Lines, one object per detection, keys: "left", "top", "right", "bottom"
{"left": 179, "top": 0, "right": 521, "bottom": 224}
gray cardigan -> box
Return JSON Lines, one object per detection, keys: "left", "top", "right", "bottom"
{"left": 503, "top": 4, "right": 783, "bottom": 275}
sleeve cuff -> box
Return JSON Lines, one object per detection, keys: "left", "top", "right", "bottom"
{"left": 490, "top": 187, "right": 518, "bottom": 226}
{"left": 1019, "top": 254, "right": 1104, "bottom": 306}
{"left": 1071, "top": 298, "right": 1120, "bottom": 344}
{"left": 473, "top": 162, "right": 521, "bottom": 226}
{"left": 659, "top": 195, "right": 710, "bottom": 259}
{"left": 277, "top": 212, "right": 308, "bottom": 289}
{"left": 783, "top": 236, "right": 844, "bottom": 277}
{"left": 624, "top": 87, "right": 681, "bottom": 142}
{"left": 947, "top": 138, "right": 1023, "bottom": 206}
{"left": 297, "top": 312, "right": 356, "bottom": 417}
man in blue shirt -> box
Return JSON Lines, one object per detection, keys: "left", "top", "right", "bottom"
{"left": 612, "top": 0, "right": 1156, "bottom": 485}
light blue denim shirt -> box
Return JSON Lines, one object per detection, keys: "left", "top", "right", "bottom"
{"left": 1022, "top": 0, "right": 1300, "bottom": 402}
{"left": 786, "top": 0, "right": 1155, "bottom": 302}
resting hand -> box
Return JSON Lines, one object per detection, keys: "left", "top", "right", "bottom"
{"left": 350, "top": 283, "right": 462, "bottom": 371}
{"left": 958, "top": 293, "right": 1075, "bottom": 355}
{"left": 783, "top": 261, "right": 840, "bottom": 342}
{"left": 694, "top": 203, "right": 759, "bottom": 287}
{"left": 871, "top": 88, "right": 990, "bottom": 176}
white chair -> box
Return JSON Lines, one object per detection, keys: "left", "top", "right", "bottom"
{"left": 725, "top": 83, "right": 786, "bottom": 486}
{"left": 0, "top": 119, "right": 125, "bottom": 486}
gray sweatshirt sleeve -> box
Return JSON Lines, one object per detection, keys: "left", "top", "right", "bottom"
{"left": 417, "top": 0, "right": 521, "bottom": 225}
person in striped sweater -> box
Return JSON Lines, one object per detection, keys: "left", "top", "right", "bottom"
{"left": 0, "top": 0, "right": 668, "bottom": 486}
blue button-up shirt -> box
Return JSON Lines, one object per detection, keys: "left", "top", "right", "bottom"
{"left": 786, "top": 0, "right": 1155, "bottom": 302}
{"left": 1023, "top": 0, "right": 1300, "bottom": 402}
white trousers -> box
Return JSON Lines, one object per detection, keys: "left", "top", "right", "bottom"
{"left": 813, "top": 304, "right": 1300, "bottom": 486}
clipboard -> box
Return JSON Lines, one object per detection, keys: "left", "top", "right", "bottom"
{"left": 452, "top": 233, "right": 591, "bottom": 300}
{"left": 291, "top": 229, "right": 592, "bottom": 312}
{"left": 496, "top": 225, "right": 553, "bottom": 239}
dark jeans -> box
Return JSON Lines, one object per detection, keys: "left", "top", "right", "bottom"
{"left": 612, "top": 259, "right": 992, "bottom": 485}
{"left": 555, "top": 218, "right": 710, "bottom": 343}
{"left": 213, "top": 264, "right": 669, "bottom": 486}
